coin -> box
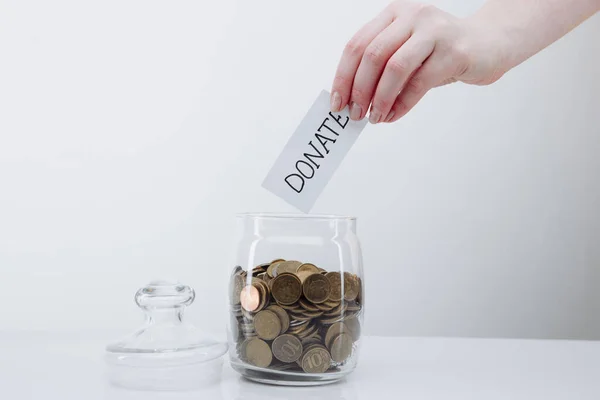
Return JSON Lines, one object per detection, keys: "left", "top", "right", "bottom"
{"left": 240, "top": 285, "right": 260, "bottom": 312}
{"left": 230, "top": 274, "right": 245, "bottom": 305}
{"left": 303, "top": 273, "right": 331, "bottom": 304}
{"left": 273, "top": 260, "right": 302, "bottom": 277}
{"left": 296, "top": 270, "right": 314, "bottom": 283}
{"left": 253, "top": 310, "right": 282, "bottom": 340}
{"left": 344, "top": 316, "right": 361, "bottom": 341}
{"left": 314, "top": 300, "right": 339, "bottom": 311}
{"left": 301, "top": 345, "right": 331, "bottom": 373}
{"left": 343, "top": 272, "right": 359, "bottom": 301}
{"left": 244, "top": 338, "right": 272, "bottom": 368}
{"left": 271, "top": 272, "right": 302, "bottom": 305}
{"left": 267, "top": 261, "right": 283, "bottom": 278}
{"left": 231, "top": 261, "right": 363, "bottom": 374}
{"left": 266, "top": 305, "right": 290, "bottom": 333}
{"left": 299, "top": 297, "right": 321, "bottom": 312}
{"left": 297, "top": 263, "right": 320, "bottom": 274}
{"left": 325, "top": 322, "right": 349, "bottom": 349}
{"left": 254, "top": 280, "right": 270, "bottom": 311}
{"left": 301, "top": 337, "right": 321, "bottom": 347}
{"left": 325, "top": 272, "right": 342, "bottom": 301}
{"left": 272, "top": 334, "right": 303, "bottom": 363}
{"left": 329, "top": 333, "right": 353, "bottom": 363}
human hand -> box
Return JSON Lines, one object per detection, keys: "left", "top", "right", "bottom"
{"left": 330, "top": 1, "right": 507, "bottom": 123}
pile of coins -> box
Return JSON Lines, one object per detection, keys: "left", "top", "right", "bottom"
{"left": 229, "top": 259, "right": 362, "bottom": 374}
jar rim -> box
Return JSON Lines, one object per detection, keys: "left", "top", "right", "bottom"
{"left": 236, "top": 212, "right": 356, "bottom": 221}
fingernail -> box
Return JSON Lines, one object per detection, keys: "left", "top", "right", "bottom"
{"left": 385, "top": 111, "right": 395, "bottom": 122}
{"left": 349, "top": 102, "right": 362, "bottom": 120}
{"left": 330, "top": 92, "right": 342, "bottom": 112}
{"left": 369, "top": 110, "right": 381, "bottom": 124}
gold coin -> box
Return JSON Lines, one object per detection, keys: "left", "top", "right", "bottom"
{"left": 303, "top": 273, "right": 331, "bottom": 304}
{"left": 240, "top": 285, "right": 260, "bottom": 312}
{"left": 301, "top": 345, "right": 331, "bottom": 373}
{"left": 271, "top": 272, "right": 302, "bottom": 305}
{"left": 297, "top": 322, "right": 318, "bottom": 339}
{"left": 296, "top": 263, "right": 320, "bottom": 274}
{"left": 319, "top": 315, "right": 345, "bottom": 325}
{"left": 329, "top": 333, "right": 353, "bottom": 363}
{"left": 253, "top": 310, "right": 282, "bottom": 340}
{"left": 252, "top": 264, "right": 269, "bottom": 276}
{"left": 323, "top": 302, "right": 348, "bottom": 317}
{"left": 272, "top": 260, "right": 302, "bottom": 277}
{"left": 298, "top": 297, "right": 321, "bottom": 312}
{"left": 272, "top": 334, "right": 303, "bottom": 363}
{"left": 244, "top": 338, "right": 272, "bottom": 368}
{"left": 271, "top": 258, "right": 286, "bottom": 264}
{"left": 301, "top": 337, "right": 321, "bottom": 347}
{"left": 325, "top": 272, "right": 342, "bottom": 301}
{"left": 344, "top": 316, "right": 361, "bottom": 341}
{"left": 267, "top": 261, "right": 283, "bottom": 278}
{"left": 266, "top": 305, "right": 290, "bottom": 333}
{"left": 295, "top": 270, "right": 314, "bottom": 284}
{"left": 314, "top": 300, "right": 339, "bottom": 312}
{"left": 325, "top": 322, "right": 349, "bottom": 350}
{"left": 343, "top": 272, "right": 359, "bottom": 301}
{"left": 255, "top": 280, "right": 270, "bottom": 312}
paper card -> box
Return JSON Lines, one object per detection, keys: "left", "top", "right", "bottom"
{"left": 262, "top": 90, "right": 368, "bottom": 213}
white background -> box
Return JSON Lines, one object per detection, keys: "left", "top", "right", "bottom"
{"left": 1, "top": 0, "right": 598, "bottom": 340}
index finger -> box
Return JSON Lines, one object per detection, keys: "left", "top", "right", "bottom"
{"left": 330, "top": 8, "right": 395, "bottom": 113}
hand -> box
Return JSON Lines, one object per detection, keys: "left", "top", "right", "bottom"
{"left": 330, "top": 1, "right": 507, "bottom": 123}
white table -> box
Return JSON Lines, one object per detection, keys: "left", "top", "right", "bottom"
{"left": 2, "top": 331, "right": 599, "bottom": 400}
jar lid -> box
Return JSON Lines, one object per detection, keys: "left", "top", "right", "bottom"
{"left": 105, "top": 281, "right": 228, "bottom": 391}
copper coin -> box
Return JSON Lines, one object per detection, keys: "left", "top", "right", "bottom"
{"left": 240, "top": 285, "right": 260, "bottom": 312}
{"left": 303, "top": 273, "right": 331, "bottom": 304}
{"left": 271, "top": 272, "right": 302, "bottom": 305}
{"left": 325, "top": 272, "right": 342, "bottom": 302}
{"left": 272, "top": 334, "right": 303, "bottom": 363}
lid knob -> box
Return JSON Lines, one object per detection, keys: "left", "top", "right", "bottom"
{"left": 134, "top": 280, "right": 195, "bottom": 309}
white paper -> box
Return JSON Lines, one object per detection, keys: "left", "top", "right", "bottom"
{"left": 262, "top": 90, "right": 368, "bottom": 213}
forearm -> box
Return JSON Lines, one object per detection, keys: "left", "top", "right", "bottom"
{"left": 472, "top": 0, "right": 600, "bottom": 72}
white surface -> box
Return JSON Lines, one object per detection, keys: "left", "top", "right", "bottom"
{"left": 2, "top": 331, "right": 599, "bottom": 400}
{"left": 1, "top": 0, "right": 599, "bottom": 340}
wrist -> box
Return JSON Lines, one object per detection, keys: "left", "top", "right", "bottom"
{"left": 464, "top": 10, "right": 514, "bottom": 81}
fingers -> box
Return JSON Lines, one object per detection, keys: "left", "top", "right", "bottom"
{"left": 385, "top": 53, "right": 448, "bottom": 123}
{"left": 369, "top": 35, "right": 435, "bottom": 123}
{"left": 330, "top": 8, "right": 394, "bottom": 113}
{"left": 348, "top": 21, "right": 413, "bottom": 121}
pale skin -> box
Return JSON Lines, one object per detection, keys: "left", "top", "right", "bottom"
{"left": 330, "top": 0, "right": 600, "bottom": 124}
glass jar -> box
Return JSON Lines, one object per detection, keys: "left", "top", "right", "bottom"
{"left": 227, "top": 213, "right": 364, "bottom": 386}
